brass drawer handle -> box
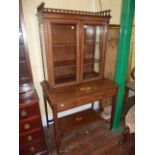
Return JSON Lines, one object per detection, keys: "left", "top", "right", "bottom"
{"left": 24, "top": 123, "right": 30, "bottom": 130}
{"left": 20, "top": 110, "right": 27, "bottom": 117}
{"left": 75, "top": 116, "right": 83, "bottom": 121}
{"left": 29, "top": 146, "right": 35, "bottom": 152}
{"left": 27, "top": 135, "right": 32, "bottom": 141}
{"left": 60, "top": 104, "right": 64, "bottom": 107}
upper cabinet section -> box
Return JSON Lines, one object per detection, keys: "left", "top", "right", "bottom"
{"left": 37, "top": 2, "right": 111, "bottom": 88}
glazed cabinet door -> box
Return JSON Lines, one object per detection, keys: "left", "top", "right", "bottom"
{"left": 80, "top": 22, "right": 107, "bottom": 82}
{"left": 47, "top": 20, "right": 80, "bottom": 88}
{"left": 19, "top": 13, "right": 32, "bottom": 85}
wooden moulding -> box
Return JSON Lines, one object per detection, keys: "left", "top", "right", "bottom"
{"left": 37, "top": 2, "right": 111, "bottom": 18}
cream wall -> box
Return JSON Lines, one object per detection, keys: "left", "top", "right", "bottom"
{"left": 22, "top": 0, "right": 96, "bottom": 126}
{"left": 95, "top": 0, "right": 122, "bottom": 24}
{"left": 21, "top": 0, "right": 123, "bottom": 126}
{"left": 95, "top": 0, "right": 135, "bottom": 80}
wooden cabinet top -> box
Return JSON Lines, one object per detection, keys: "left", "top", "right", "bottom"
{"left": 19, "top": 83, "right": 39, "bottom": 104}
{"left": 37, "top": 2, "right": 111, "bottom": 21}
{"left": 41, "top": 79, "right": 117, "bottom": 107}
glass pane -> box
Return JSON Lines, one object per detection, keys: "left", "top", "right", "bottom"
{"left": 83, "top": 25, "right": 103, "bottom": 80}
{"left": 19, "top": 62, "right": 30, "bottom": 84}
{"left": 52, "top": 24, "right": 77, "bottom": 85}
{"left": 19, "top": 25, "right": 26, "bottom": 62}
{"left": 19, "top": 18, "right": 31, "bottom": 85}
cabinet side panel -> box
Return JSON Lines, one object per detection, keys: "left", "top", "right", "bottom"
{"left": 39, "top": 23, "right": 48, "bottom": 81}
{"left": 101, "top": 23, "right": 109, "bottom": 78}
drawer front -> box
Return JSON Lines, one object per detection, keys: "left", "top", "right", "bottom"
{"left": 91, "top": 88, "right": 117, "bottom": 101}
{"left": 57, "top": 88, "right": 117, "bottom": 112}
{"left": 19, "top": 102, "right": 40, "bottom": 120}
{"left": 57, "top": 100, "right": 78, "bottom": 112}
{"left": 19, "top": 139, "right": 46, "bottom": 155}
{"left": 20, "top": 129, "right": 43, "bottom": 146}
{"left": 57, "top": 96, "right": 94, "bottom": 112}
{"left": 20, "top": 116, "right": 42, "bottom": 134}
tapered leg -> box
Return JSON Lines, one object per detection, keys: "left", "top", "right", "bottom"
{"left": 53, "top": 106, "right": 61, "bottom": 154}
{"left": 110, "top": 95, "right": 116, "bottom": 129}
{"left": 91, "top": 102, "right": 94, "bottom": 109}
{"left": 98, "top": 100, "right": 103, "bottom": 112}
{"left": 43, "top": 95, "right": 49, "bottom": 128}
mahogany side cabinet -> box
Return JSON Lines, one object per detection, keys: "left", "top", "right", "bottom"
{"left": 19, "top": 84, "right": 48, "bottom": 155}
{"left": 19, "top": 1, "right": 48, "bottom": 154}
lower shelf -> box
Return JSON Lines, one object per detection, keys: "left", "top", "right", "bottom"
{"left": 55, "top": 74, "right": 76, "bottom": 85}
{"left": 59, "top": 109, "right": 102, "bottom": 132}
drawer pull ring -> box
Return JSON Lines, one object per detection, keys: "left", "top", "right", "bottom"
{"left": 29, "top": 146, "right": 35, "bottom": 152}
{"left": 24, "top": 123, "right": 30, "bottom": 130}
{"left": 20, "top": 110, "right": 27, "bottom": 117}
{"left": 27, "top": 135, "right": 32, "bottom": 141}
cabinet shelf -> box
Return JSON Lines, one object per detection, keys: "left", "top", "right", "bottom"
{"left": 84, "top": 71, "right": 100, "bottom": 79}
{"left": 85, "top": 40, "right": 102, "bottom": 44}
{"left": 54, "top": 60, "right": 76, "bottom": 68}
{"left": 54, "top": 58, "right": 100, "bottom": 69}
{"left": 53, "top": 43, "right": 76, "bottom": 47}
{"left": 55, "top": 74, "right": 76, "bottom": 85}
{"left": 84, "top": 58, "right": 100, "bottom": 64}
{"left": 59, "top": 109, "right": 101, "bottom": 132}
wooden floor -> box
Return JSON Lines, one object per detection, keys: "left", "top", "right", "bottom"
{"left": 44, "top": 97, "right": 135, "bottom": 155}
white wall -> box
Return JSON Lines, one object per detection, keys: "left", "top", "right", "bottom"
{"left": 95, "top": 0, "right": 122, "bottom": 24}
{"left": 21, "top": 0, "right": 122, "bottom": 126}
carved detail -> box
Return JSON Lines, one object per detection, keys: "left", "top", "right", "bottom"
{"left": 37, "top": 2, "right": 111, "bottom": 18}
